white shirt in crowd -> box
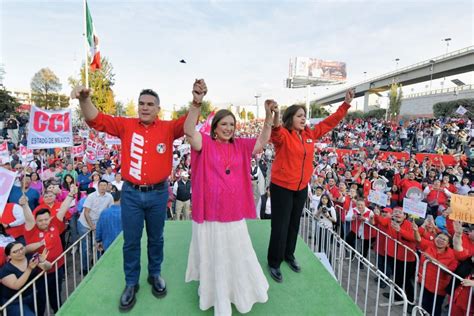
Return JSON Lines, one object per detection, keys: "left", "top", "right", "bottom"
{"left": 78, "top": 191, "right": 114, "bottom": 229}
{"left": 111, "top": 180, "right": 124, "bottom": 191}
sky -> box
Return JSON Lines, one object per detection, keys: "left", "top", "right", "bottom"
{"left": 1, "top": 0, "right": 473, "bottom": 114}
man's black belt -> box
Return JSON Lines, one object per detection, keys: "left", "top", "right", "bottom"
{"left": 126, "top": 180, "right": 166, "bottom": 192}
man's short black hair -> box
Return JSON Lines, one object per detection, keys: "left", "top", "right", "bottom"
{"left": 99, "top": 179, "right": 109, "bottom": 185}
{"left": 139, "top": 89, "right": 160, "bottom": 105}
{"left": 35, "top": 208, "right": 51, "bottom": 218}
{"left": 111, "top": 190, "right": 121, "bottom": 202}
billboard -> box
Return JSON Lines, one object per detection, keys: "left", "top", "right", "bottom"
{"left": 288, "top": 57, "right": 346, "bottom": 87}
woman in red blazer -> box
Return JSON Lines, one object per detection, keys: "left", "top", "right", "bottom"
{"left": 267, "top": 89, "right": 354, "bottom": 283}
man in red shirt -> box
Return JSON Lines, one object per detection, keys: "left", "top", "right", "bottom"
{"left": 19, "top": 184, "right": 77, "bottom": 315}
{"left": 72, "top": 81, "right": 205, "bottom": 311}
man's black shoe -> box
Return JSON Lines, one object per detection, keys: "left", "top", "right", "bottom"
{"left": 119, "top": 285, "right": 139, "bottom": 312}
{"left": 148, "top": 276, "right": 167, "bottom": 298}
{"left": 268, "top": 266, "right": 283, "bottom": 283}
{"left": 285, "top": 259, "right": 301, "bottom": 273}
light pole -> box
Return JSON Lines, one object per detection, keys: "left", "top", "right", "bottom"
{"left": 394, "top": 58, "right": 400, "bottom": 70}
{"left": 442, "top": 38, "right": 452, "bottom": 54}
{"left": 254, "top": 93, "right": 261, "bottom": 120}
{"left": 429, "top": 60, "right": 435, "bottom": 90}
{"left": 363, "top": 71, "right": 367, "bottom": 80}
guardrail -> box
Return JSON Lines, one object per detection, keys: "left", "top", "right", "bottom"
{"left": 0, "top": 230, "right": 98, "bottom": 315}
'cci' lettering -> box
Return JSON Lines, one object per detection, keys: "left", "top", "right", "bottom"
{"left": 33, "top": 111, "right": 70, "bottom": 132}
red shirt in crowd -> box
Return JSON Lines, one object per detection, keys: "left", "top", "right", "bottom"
{"left": 417, "top": 239, "right": 458, "bottom": 296}
{"left": 33, "top": 202, "right": 62, "bottom": 217}
{"left": 374, "top": 216, "right": 417, "bottom": 261}
{"left": 399, "top": 178, "right": 422, "bottom": 200}
{"left": 24, "top": 217, "right": 65, "bottom": 272}
{"left": 86, "top": 112, "right": 187, "bottom": 185}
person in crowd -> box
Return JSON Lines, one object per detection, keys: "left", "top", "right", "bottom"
{"left": 418, "top": 215, "right": 441, "bottom": 242}
{"left": 29, "top": 172, "right": 44, "bottom": 196}
{"left": 172, "top": 171, "right": 191, "bottom": 220}
{"left": 0, "top": 243, "right": 51, "bottom": 315}
{"left": 19, "top": 184, "right": 77, "bottom": 315}
{"left": 56, "top": 163, "right": 78, "bottom": 183}
{"left": 373, "top": 207, "right": 417, "bottom": 305}
{"left": 111, "top": 173, "right": 124, "bottom": 191}
{"left": 8, "top": 174, "right": 40, "bottom": 211}
{"left": 456, "top": 176, "right": 473, "bottom": 195}
{"left": 399, "top": 171, "right": 422, "bottom": 201}
{"left": 73, "top": 81, "right": 190, "bottom": 311}
{"left": 0, "top": 202, "right": 25, "bottom": 244}
{"left": 5, "top": 114, "right": 19, "bottom": 145}
{"left": 102, "top": 165, "right": 116, "bottom": 183}
{"left": 89, "top": 171, "right": 101, "bottom": 190}
{"left": 184, "top": 79, "right": 276, "bottom": 315}
{"left": 412, "top": 221, "right": 459, "bottom": 316}
{"left": 313, "top": 194, "right": 337, "bottom": 253}
{"left": 41, "top": 163, "right": 60, "bottom": 183}
{"left": 77, "top": 179, "right": 113, "bottom": 273}
{"left": 371, "top": 207, "right": 393, "bottom": 287}
{"left": 96, "top": 190, "right": 122, "bottom": 253}
{"left": 424, "top": 179, "right": 450, "bottom": 218}
{"left": 267, "top": 89, "right": 354, "bottom": 283}
{"left": 78, "top": 165, "right": 92, "bottom": 191}
{"left": 345, "top": 198, "right": 374, "bottom": 264}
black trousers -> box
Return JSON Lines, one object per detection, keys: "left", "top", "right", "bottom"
{"left": 387, "top": 256, "right": 416, "bottom": 302}
{"left": 267, "top": 182, "right": 308, "bottom": 268}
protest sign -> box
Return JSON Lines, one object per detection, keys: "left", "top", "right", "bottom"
{"left": 403, "top": 198, "right": 427, "bottom": 218}
{"left": 0, "top": 141, "right": 9, "bottom": 164}
{"left": 105, "top": 133, "right": 121, "bottom": 145}
{"left": 72, "top": 144, "right": 85, "bottom": 158}
{"left": 0, "top": 167, "right": 16, "bottom": 216}
{"left": 449, "top": 194, "right": 474, "bottom": 224}
{"left": 19, "top": 144, "right": 34, "bottom": 162}
{"left": 27, "top": 105, "right": 73, "bottom": 149}
{"left": 368, "top": 190, "right": 388, "bottom": 207}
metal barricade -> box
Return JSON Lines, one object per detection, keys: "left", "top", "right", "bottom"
{"left": 300, "top": 207, "right": 410, "bottom": 315}
{"left": 417, "top": 257, "right": 473, "bottom": 316}
{"left": 0, "top": 229, "right": 98, "bottom": 316}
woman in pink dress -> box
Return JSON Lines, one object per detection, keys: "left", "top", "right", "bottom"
{"left": 184, "top": 79, "right": 278, "bottom": 315}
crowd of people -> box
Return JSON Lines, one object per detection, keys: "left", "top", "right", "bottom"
{"left": 0, "top": 87, "right": 473, "bottom": 315}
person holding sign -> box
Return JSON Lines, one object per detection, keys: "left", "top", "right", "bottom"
{"left": 72, "top": 82, "right": 192, "bottom": 311}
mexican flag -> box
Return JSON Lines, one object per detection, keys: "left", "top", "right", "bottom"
{"left": 86, "top": 1, "right": 101, "bottom": 70}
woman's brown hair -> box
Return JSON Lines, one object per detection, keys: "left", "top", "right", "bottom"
{"left": 210, "top": 109, "right": 236, "bottom": 142}
{"left": 282, "top": 104, "right": 306, "bottom": 130}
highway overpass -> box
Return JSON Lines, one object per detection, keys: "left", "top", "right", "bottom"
{"left": 314, "top": 46, "right": 474, "bottom": 111}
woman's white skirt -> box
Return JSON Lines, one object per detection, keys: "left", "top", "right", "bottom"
{"left": 185, "top": 220, "right": 269, "bottom": 315}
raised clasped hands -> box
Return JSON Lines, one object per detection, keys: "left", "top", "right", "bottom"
{"left": 192, "top": 79, "right": 207, "bottom": 105}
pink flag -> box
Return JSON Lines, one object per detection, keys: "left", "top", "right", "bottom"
{"left": 199, "top": 111, "right": 215, "bottom": 135}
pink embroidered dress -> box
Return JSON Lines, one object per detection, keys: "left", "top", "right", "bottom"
{"left": 185, "top": 133, "right": 269, "bottom": 316}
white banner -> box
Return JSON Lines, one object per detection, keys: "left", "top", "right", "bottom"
{"left": 0, "top": 167, "right": 16, "bottom": 216}
{"left": 105, "top": 133, "right": 121, "bottom": 145}
{"left": 86, "top": 139, "right": 102, "bottom": 152}
{"left": 368, "top": 190, "right": 388, "bottom": 207}
{"left": 403, "top": 198, "right": 427, "bottom": 218}
{"left": 0, "top": 141, "right": 9, "bottom": 164}
{"left": 78, "top": 129, "right": 89, "bottom": 138}
{"left": 72, "top": 144, "right": 85, "bottom": 158}
{"left": 96, "top": 148, "right": 107, "bottom": 161}
{"left": 455, "top": 105, "right": 467, "bottom": 116}
{"left": 27, "top": 105, "right": 73, "bottom": 149}
{"left": 19, "top": 144, "right": 34, "bottom": 162}
{"left": 86, "top": 151, "right": 97, "bottom": 164}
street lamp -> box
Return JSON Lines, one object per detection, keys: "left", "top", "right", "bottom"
{"left": 254, "top": 93, "right": 261, "bottom": 120}
{"left": 429, "top": 60, "right": 435, "bottom": 90}
{"left": 394, "top": 58, "right": 400, "bottom": 70}
{"left": 363, "top": 71, "right": 367, "bottom": 80}
{"left": 442, "top": 38, "right": 452, "bottom": 54}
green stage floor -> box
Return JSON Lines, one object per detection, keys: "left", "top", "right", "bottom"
{"left": 58, "top": 220, "right": 361, "bottom": 316}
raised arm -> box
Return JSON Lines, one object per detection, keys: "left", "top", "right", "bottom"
{"left": 18, "top": 196, "right": 35, "bottom": 231}
{"left": 71, "top": 86, "right": 99, "bottom": 121}
{"left": 253, "top": 100, "right": 278, "bottom": 155}
{"left": 184, "top": 79, "right": 207, "bottom": 151}
{"left": 56, "top": 184, "right": 78, "bottom": 222}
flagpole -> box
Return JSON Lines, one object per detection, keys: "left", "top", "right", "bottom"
{"left": 83, "top": 0, "right": 89, "bottom": 88}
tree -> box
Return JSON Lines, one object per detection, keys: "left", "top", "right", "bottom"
{"left": 388, "top": 83, "right": 403, "bottom": 119}
{"left": 247, "top": 111, "right": 255, "bottom": 120}
{"left": 345, "top": 110, "right": 364, "bottom": 121}
{"left": 69, "top": 56, "right": 116, "bottom": 114}
{"left": 239, "top": 108, "right": 247, "bottom": 121}
{"left": 115, "top": 101, "right": 124, "bottom": 116}
{"left": 433, "top": 99, "right": 474, "bottom": 119}
{"left": 0, "top": 89, "right": 20, "bottom": 120}
{"left": 309, "top": 101, "right": 330, "bottom": 118}
{"left": 186, "top": 100, "right": 213, "bottom": 119}
{"left": 124, "top": 100, "right": 137, "bottom": 117}
{"left": 30, "top": 68, "right": 65, "bottom": 109}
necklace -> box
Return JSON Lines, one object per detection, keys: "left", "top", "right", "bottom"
{"left": 217, "top": 141, "right": 232, "bottom": 175}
